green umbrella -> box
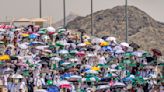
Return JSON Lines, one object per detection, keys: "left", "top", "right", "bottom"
{"left": 124, "top": 52, "right": 133, "bottom": 58}
{"left": 129, "top": 63, "right": 137, "bottom": 67}
{"left": 22, "top": 70, "right": 29, "bottom": 77}
{"left": 53, "top": 64, "right": 56, "bottom": 70}
{"left": 158, "top": 63, "right": 164, "bottom": 66}
{"left": 47, "top": 80, "right": 53, "bottom": 85}
{"left": 58, "top": 28, "right": 66, "bottom": 33}
{"left": 123, "top": 59, "right": 132, "bottom": 64}
{"left": 97, "top": 64, "right": 108, "bottom": 68}
{"left": 0, "top": 41, "right": 4, "bottom": 44}
{"left": 0, "top": 62, "right": 4, "bottom": 65}
{"left": 56, "top": 42, "right": 64, "bottom": 47}
{"left": 142, "top": 52, "right": 151, "bottom": 57}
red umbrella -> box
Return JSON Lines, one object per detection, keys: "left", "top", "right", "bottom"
{"left": 151, "top": 49, "right": 162, "bottom": 56}
{"left": 59, "top": 84, "right": 71, "bottom": 89}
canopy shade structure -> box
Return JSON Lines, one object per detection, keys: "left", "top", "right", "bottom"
{"left": 14, "top": 18, "right": 31, "bottom": 22}
{"left": 31, "top": 18, "right": 47, "bottom": 22}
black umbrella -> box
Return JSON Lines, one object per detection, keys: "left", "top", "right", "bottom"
{"left": 40, "top": 57, "right": 50, "bottom": 61}
{"left": 102, "top": 36, "right": 109, "bottom": 40}
{"left": 10, "top": 56, "right": 18, "bottom": 60}
{"left": 67, "top": 40, "right": 74, "bottom": 43}
{"left": 87, "top": 47, "right": 95, "bottom": 51}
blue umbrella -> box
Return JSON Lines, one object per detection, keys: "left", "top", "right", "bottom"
{"left": 102, "top": 46, "right": 113, "bottom": 52}
{"left": 29, "top": 34, "right": 37, "bottom": 39}
{"left": 47, "top": 85, "right": 60, "bottom": 92}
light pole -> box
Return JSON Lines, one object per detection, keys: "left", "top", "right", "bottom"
{"left": 125, "top": 0, "right": 128, "bottom": 43}
{"left": 63, "top": 0, "right": 66, "bottom": 28}
{"left": 39, "top": 0, "right": 42, "bottom": 18}
{"left": 91, "top": 0, "right": 93, "bottom": 36}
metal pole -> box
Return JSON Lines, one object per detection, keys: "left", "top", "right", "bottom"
{"left": 39, "top": 0, "right": 42, "bottom": 18}
{"left": 63, "top": 0, "right": 66, "bottom": 28}
{"left": 91, "top": 0, "right": 93, "bottom": 36}
{"left": 125, "top": 0, "right": 128, "bottom": 43}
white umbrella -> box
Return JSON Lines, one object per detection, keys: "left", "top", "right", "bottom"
{"left": 35, "top": 46, "right": 49, "bottom": 50}
{"left": 113, "top": 82, "right": 126, "bottom": 87}
{"left": 42, "top": 35, "right": 50, "bottom": 40}
{"left": 10, "top": 74, "right": 24, "bottom": 79}
{"left": 115, "top": 49, "right": 124, "bottom": 54}
{"left": 0, "top": 29, "right": 6, "bottom": 32}
{"left": 51, "top": 57, "right": 61, "bottom": 61}
{"left": 70, "top": 75, "right": 82, "bottom": 79}
{"left": 97, "top": 85, "right": 110, "bottom": 90}
{"left": 106, "top": 37, "right": 116, "bottom": 43}
{"left": 85, "top": 70, "right": 98, "bottom": 74}
{"left": 61, "top": 62, "right": 71, "bottom": 66}
{"left": 87, "top": 53, "right": 96, "bottom": 57}
{"left": 47, "top": 26, "right": 56, "bottom": 32}
{"left": 7, "top": 44, "right": 15, "bottom": 48}
{"left": 59, "top": 50, "right": 69, "bottom": 54}
{"left": 77, "top": 43, "right": 86, "bottom": 47}
{"left": 132, "top": 51, "right": 143, "bottom": 57}
{"left": 34, "top": 89, "right": 48, "bottom": 92}
{"left": 58, "top": 80, "right": 70, "bottom": 85}
{"left": 91, "top": 38, "right": 104, "bottom": 43}
{"left": 120, "top": 42, "right": 129, "bottom": 47}
{"left": 69, "top": 58, "right": 78, "bottom": 62}
{"left": 109, "top": 69, "right": 118, "bottom": 72}
{"left": 18, "top": 43, "right": 28, "bottom": 49}
{"left": 43, "top": 49, "right": 52, "bottom": 53}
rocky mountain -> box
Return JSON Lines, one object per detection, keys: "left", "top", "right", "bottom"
{"left": 67, "top": 6, "right": 164, "bottom": 54}
{"left": 52, "top": 12, "right": 79, "bottom": 28}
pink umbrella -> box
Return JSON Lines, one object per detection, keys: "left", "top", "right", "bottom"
{"left": 76, "top": 51, "right": 85, "bottom": 57}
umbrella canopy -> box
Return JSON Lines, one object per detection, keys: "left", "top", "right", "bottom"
{"left": 91, "top": 38, "right": 104, "bottom": 44}
{"left": 106, "top": 37, "right": 116, "bottom": 43}
{"left": 120, "top": 42, "right": 129, "bottom": 47}
{"left": 59, "top": 50, "right": 69, "bottom": 54}
{"left": 151, "top": 48, "right": 162, "bottom": 56}
{"left": 0, "top": 55, "right": 10, "bottom": 60}
{"left": 81, "top": 76, "right": 100, "bottom": 82}
{"left": 100, "top": 42, "right": 109, "bottom": 46}
{"left": 18, "top": 43, "right": 28, "bottom": 49}
{"left": 113, "top": 82, "right": 126, "bottom": 88}
{"left": 47, "top": 26, "right": 56, "bottom": 32}
{"left": 91, "top": 66, "right": 100, "bottom": 71}
{"left": 34, "top": 89, "right": 48, "bottom": 92}
{"left": 51, "top": 57, "right": 61, "bottom": 61}
{"left": 10, "top": 74, "right": 24, "bottom": 79}
{"left": 77, "top": 43, "right": 86, "bottom": 47}
{"left": 85, "top": 70, "right": 98, "bottom": 74}
{"left": 29, "top": 34, "right": 37, "bottom": 39}
{"left": 21, "top": 33, "right": 29, "bottom": 37}
{"left": 96, "top": 85, "right": 110, "bottom": 90}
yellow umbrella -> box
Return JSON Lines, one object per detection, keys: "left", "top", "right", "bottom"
{"left": 0, "top": 55, "right": 10, "bottom": 60}
{"left": 100, "top": 41, "right": 109, "bottom": 46}
{"left": 91, "top": 66, "right": 100, "bottom": 71}
{"left": 21, "top": 33, "right": 29, "bottom": 37}
{"left": 84, "top": 41, "right": 91, "bottom": 45}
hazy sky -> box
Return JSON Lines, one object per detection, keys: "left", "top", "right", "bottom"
{"left": 0, "top": 0, "right": 164, "bottom": 22}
